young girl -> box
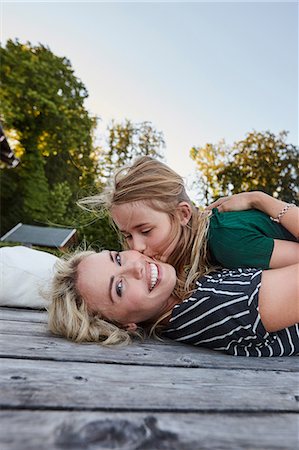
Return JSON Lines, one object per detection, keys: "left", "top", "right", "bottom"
{"left": 47, "top": 249, "right": 299, "bottom": 357}
{"left": 79, "top": 156, "right": 298, "bottom": 299}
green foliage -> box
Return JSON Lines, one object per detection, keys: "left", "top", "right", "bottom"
{"left": 219, "top": 131, "right": 299, "bottom": 203}
{"left": 0, "top": 40, "right": 165, "bottom": 249}
{"left": 0, "top": 39, "right": 98, "bottom": 235}
{"left": 47, "top": 182, "right": 73, "bottom": 225}
{"left": 190, "top": 141, "right": 230, "bottom": 205}
{"left": 0, "top": 167, "right": 22, "bottom": 235}
{"left": 191, "top": 130, "right": 299, "bottom": 205}
{"left": 76, "top": 210, "right": 122, "bottom": 251}
{"left": 20, "top": 152, "right": 49, "bottom": 222}
{"left": 99, "top": 119, "right": 165, "bottom": 181}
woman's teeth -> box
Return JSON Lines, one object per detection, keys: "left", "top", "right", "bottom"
{"left": 150, "top": 263, "right": 158, "bottom": 291}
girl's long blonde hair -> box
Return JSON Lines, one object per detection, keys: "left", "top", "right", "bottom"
{"left": 47, "top": 250, "right": 143, "bottom": 346}
{"left": 79, "top": 156, "right": 216, "bottom": 300}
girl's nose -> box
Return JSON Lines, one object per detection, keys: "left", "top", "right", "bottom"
{"left": 131, "top": 236, "right": 146, "bottom": 254}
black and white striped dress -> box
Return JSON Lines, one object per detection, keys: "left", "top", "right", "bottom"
{"left": 163, "top": 268, "right": 299, "bottom": 357}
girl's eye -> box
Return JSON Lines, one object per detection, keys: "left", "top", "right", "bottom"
{"left": 123, "top": 234, "right": 132, "bottom": 241}
{"left": 116, "top": 280, "right": 123, "bottom": 297}
{"left": 141, "top": 229, "right": 151, "bottom": 235}
{"left": 115, "top": 252, "right": 122, "bottom": 266}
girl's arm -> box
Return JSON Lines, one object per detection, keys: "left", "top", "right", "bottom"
{"left": 207, "top": 191, "right": 299, "bottom": 239}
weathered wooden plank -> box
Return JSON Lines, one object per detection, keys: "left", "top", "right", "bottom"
{"left": 0, "top": 307, "right": 47, "bottom": 323}
{"left": 1, "top": 319, "right": 299, "bottom": 371}
{"left": 0, "top": 410, "right": 298, "bottom": 450}
{"left": 1, "top": 358, "right": 298, "bottom": 412}
{"left": 0, "top": 320, "right": 48, "bottom": 336}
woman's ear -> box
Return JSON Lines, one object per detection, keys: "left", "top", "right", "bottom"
{"left": 124, "top": 323, "right": 137, "bottom": 332}
{"left": 177, "top": 202, "right": 192, "bottom": 226}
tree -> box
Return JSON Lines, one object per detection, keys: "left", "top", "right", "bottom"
{"left": 48, "top": 182, "right": 73, "bottom": 225}
{"left": 76, "top": 119, "right": 166, "bottom": 248}
{"left": 191, "top": 130, "right": 299, "bottom": 205}
{"left": 0, "top": 40, "right": 166, "bottom": 248}
{"left": 190, "top": 141, "right": 230, "bottom": 205}
{"left": 0, "top": 39, "right": 98, "bottom": 233}
{"left": 99, "top": 119, "right": 165, "bottom": 181}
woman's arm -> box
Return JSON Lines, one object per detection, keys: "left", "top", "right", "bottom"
{"left": 258, "top": 263, "right": 299, "bottom": 332}
{"left": 207, "top": 191, "right": 299, "bottom": 239}
{"left": 270, "top": 240, "right": 299, "bottom": 268}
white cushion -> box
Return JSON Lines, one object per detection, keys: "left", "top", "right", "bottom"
{"left": 0, "top": 246, "right": 58, "bottom": 309}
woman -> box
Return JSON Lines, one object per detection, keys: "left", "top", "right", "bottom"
{"left": 47, "top": 249, "right": 299, "bottom": 356}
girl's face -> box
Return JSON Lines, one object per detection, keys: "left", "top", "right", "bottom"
{"left": 77, "top": 250, "right": 178, "bottom": 330}
{"left": 111, "top": 201, "right": 191, "bottom": 261}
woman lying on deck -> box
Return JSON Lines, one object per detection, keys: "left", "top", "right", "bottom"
{"left": 47, "top": 249, "right": 299, "bottom": 357}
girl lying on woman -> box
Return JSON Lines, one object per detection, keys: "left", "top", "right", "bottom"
{"left": 48, "top": 249, "right": 299, "bottom": 357}
{"left": 79, "top": 156, "right": 298, "bottom": 300}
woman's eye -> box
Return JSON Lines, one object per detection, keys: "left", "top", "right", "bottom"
{"left": 116, "top": 280, "right": 123, "bottom": 297}
{"left": 115, "top": 252, "right": 122, "bottom": 266}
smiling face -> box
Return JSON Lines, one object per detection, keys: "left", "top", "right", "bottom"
{"left": 76, "top": 250, "right": 178, "bottom": 330}
{"left": 111, "top": 201, "right": 191, "bottom": 261}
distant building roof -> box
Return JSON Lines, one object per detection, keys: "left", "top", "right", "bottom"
{"left": 1, "top": 223, "right": 77, "bottom": 248}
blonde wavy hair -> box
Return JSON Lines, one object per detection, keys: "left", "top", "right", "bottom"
{"left": 47, "top": 250, "right": 143, "bottom": 346}
{"left": 79, "top": 156, "right": 216, "bottom": 300}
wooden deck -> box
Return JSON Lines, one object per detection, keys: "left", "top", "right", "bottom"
{"left": 0, "top": 306, "right": 298, "bottom": 450}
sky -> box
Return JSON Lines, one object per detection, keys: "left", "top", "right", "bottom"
{"left": 1, "top": 1, "right": 298, "bottom": 199}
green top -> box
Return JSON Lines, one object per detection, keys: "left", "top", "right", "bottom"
{"left": 208, "top": 208, "right": 297, "bottom": 269}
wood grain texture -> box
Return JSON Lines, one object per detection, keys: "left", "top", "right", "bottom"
{"left": 0, "top": 307, "right": 48, "bottom": 323}
{"left": 1, "top": 358, "right": 298, "bottom": 412}
{"left": 1, "top": 306, "right": 298, "bottom": 449}
{"left": 1, "top": 319, "right": 298, "bottom": 372}
{"left": 0, "top": 410, "right": 298, "bottom": 450}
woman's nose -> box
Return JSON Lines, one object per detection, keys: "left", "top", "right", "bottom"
{"left": 125, "top": 260, "right": 144, "bottom": 279}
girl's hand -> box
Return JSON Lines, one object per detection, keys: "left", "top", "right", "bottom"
{"left": 206, "top": 192, "right": 258, "bottom": 213}
{"left": 207, "top": 192, "right": 298, "bottom": 239}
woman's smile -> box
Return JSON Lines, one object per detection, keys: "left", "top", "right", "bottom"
{"left": 149, "top": 262, "right": 159, "bottom": 291}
